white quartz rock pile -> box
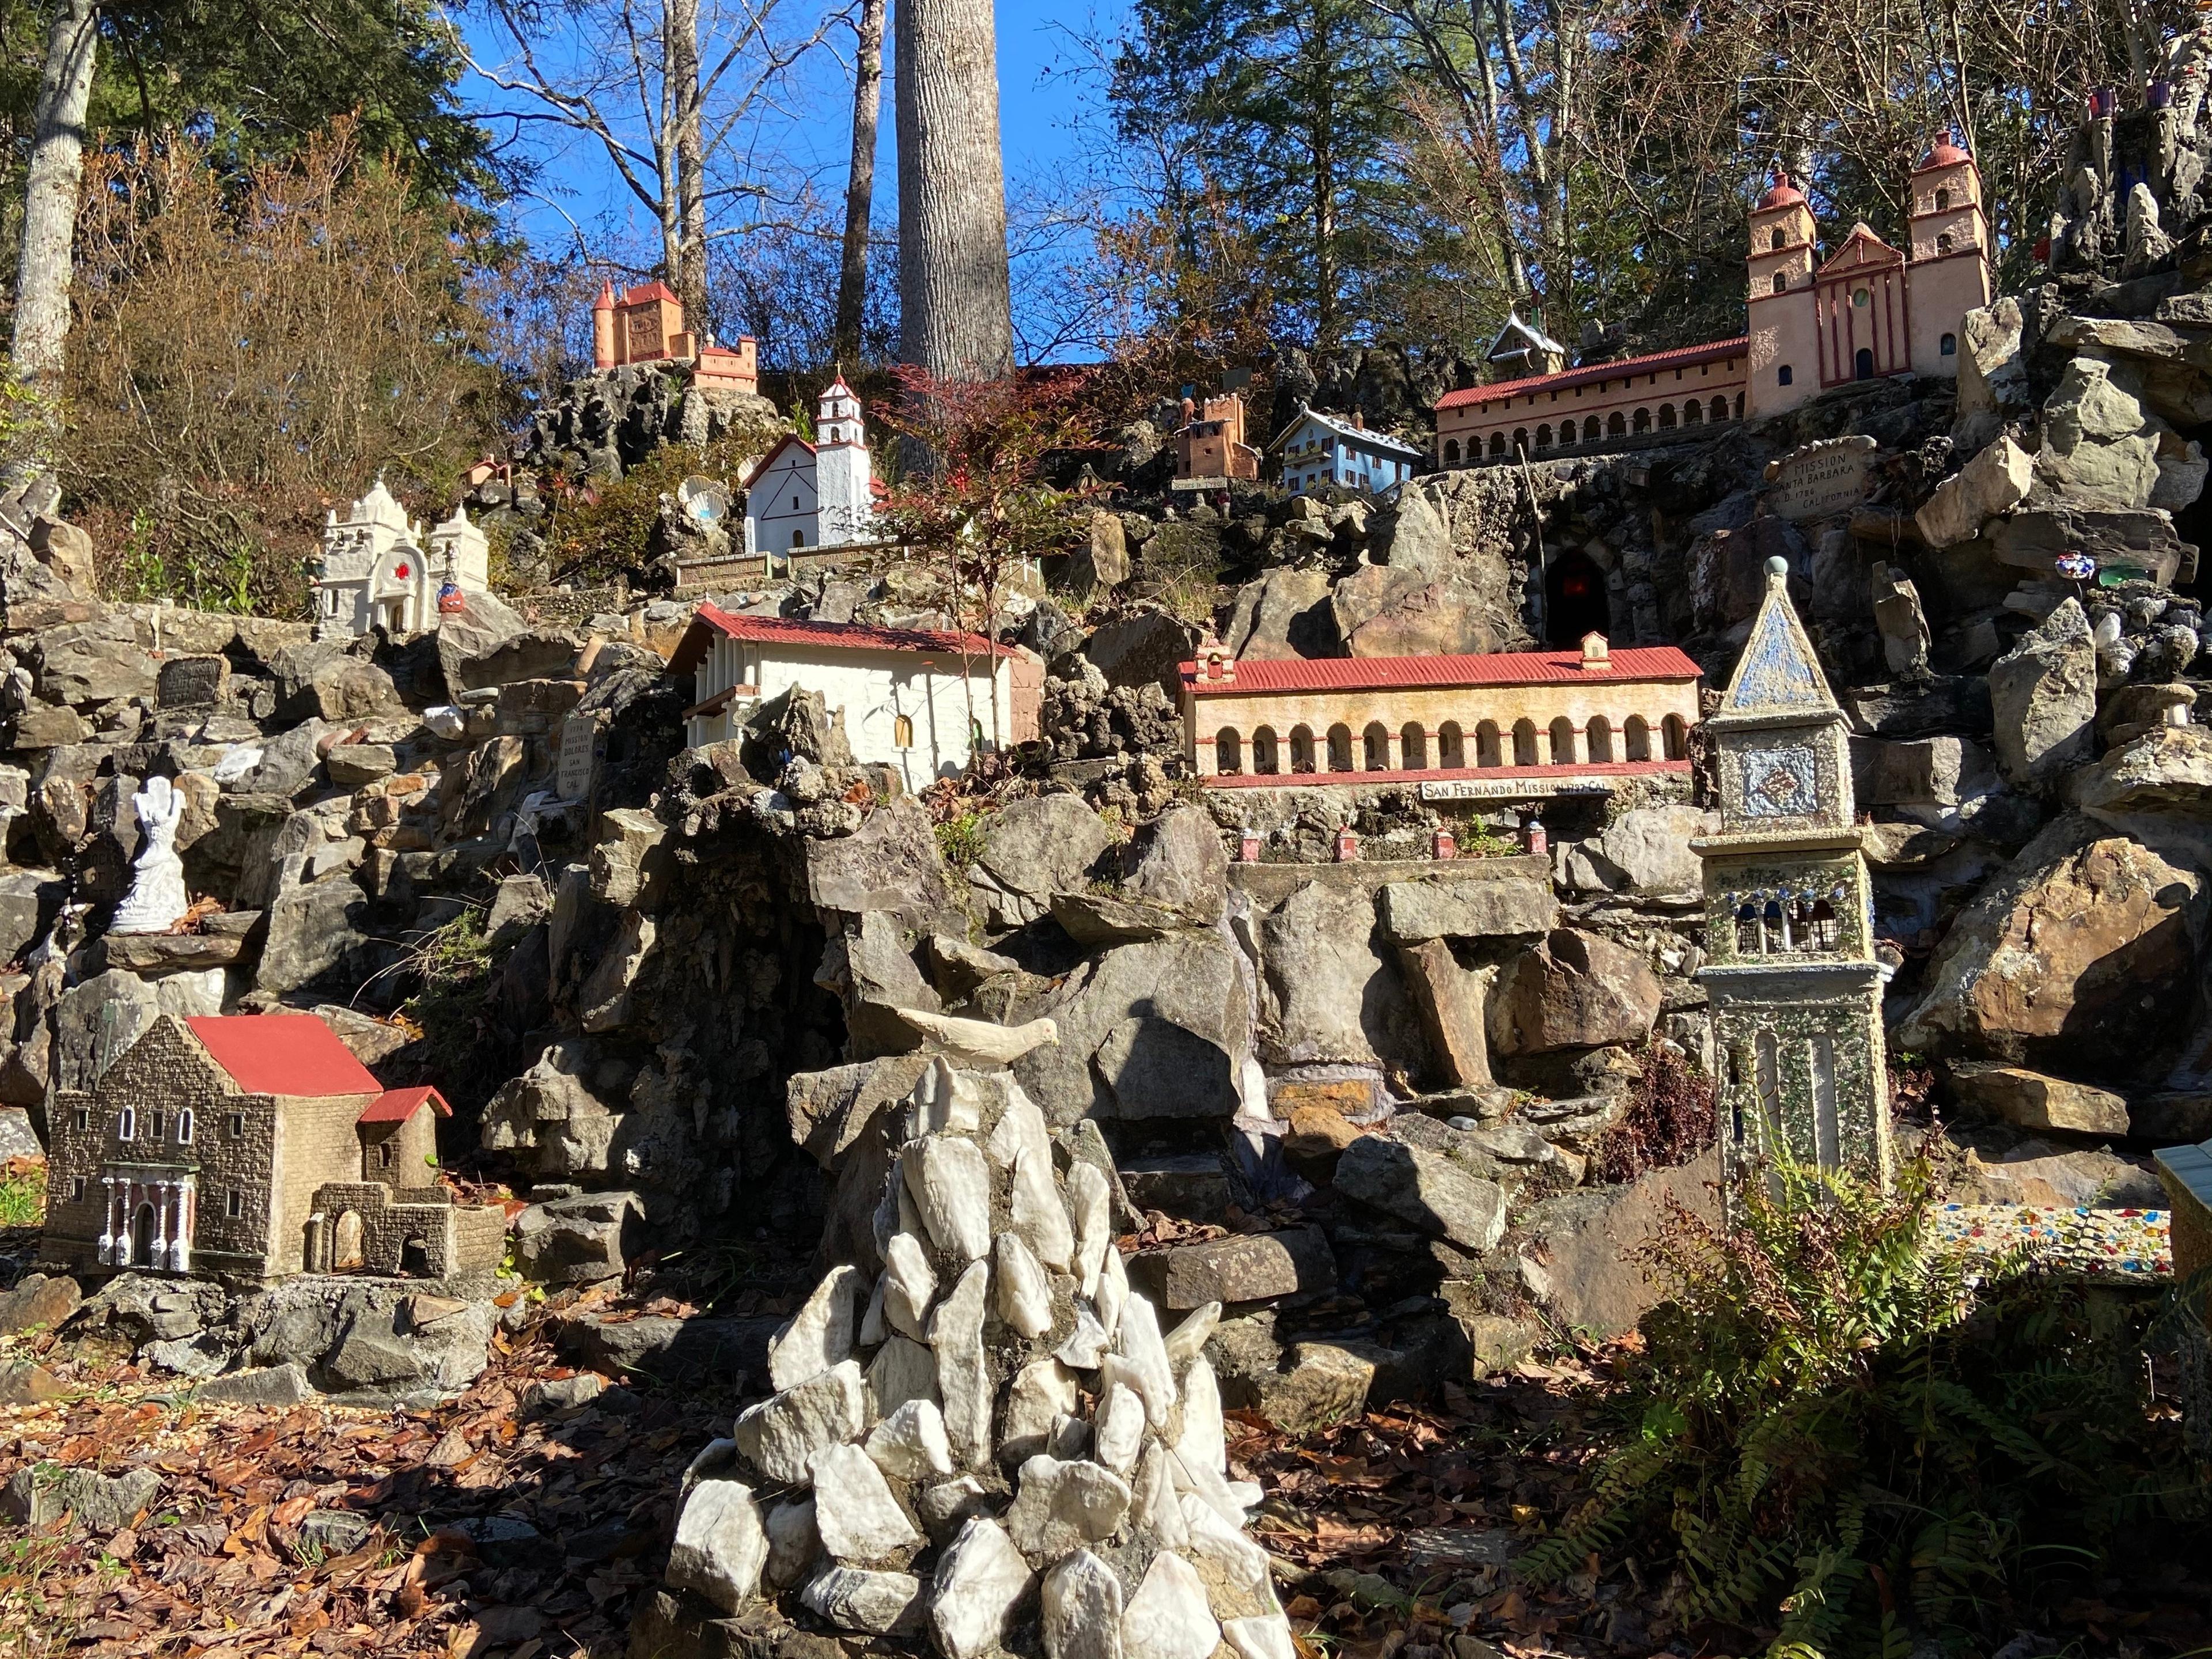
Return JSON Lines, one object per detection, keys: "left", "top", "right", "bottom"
{"left": 653, "top": 1054, "right": 1290, "bottom": 1659}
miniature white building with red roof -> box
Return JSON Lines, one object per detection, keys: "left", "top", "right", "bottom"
{"left": 39, "top": 1013, "right": 503, "bottom": 1287}
{"left": 668, "top": 606, "right": 1043, "bottom": 785}
{"left": 743, "top": 374, "right": 878, "bottom": 557}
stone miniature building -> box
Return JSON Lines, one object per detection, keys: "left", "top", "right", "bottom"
{"left": 39, "top": 1014, "right": 503, "bottom": 1287}
{"left": 1437, "top": 134, "right": 1991, "bottom": 465}
{"left": 1694, "top": 558, "right": 1891, "bottom": 1190}
{"left": 1172, "top": 393, "right": 1261, "bottom": 487}
{"left": 314, "top": 479, "right": 489, "bottom": 637}
{"left": 1180, "top": 632, "right": 1701, "bottom": 796}
{"left": 592, "top": 279, "right": 759, "bottom": 393}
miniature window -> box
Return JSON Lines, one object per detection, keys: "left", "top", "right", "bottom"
{"left": 1777, "top": 365, "right": 1794, "bottom": 387}
{"left": 1940, "top": 332, "right": 1957, "bottom": 356}
{"left": 1736, "top": 904, "right": 1763, "bottom": 954}
{"left": 894, "top": 714, "right": 914, "bottom": 748}
{"left": 1934, "top": 187, "right": 1951, "bottom": 211}
{"left": 1770, "top": 227, "right": 1785, "bottom": 251}
{"left": 228, "top": 1190, "right": 244, "bottom": 1218}
{"left": 1937, "top": 232, "right": 1953, "bottom": 253}
{"left": 71, "top": 1177, "right": 85, "bottom": 1200}
{"left": 73, "top": 1108, "right": 88, "bottom": 1132}
{"left": 1800, "top": 898, "right": 1840, "bottom": 951}
{"left": 791, "top": 530, "right": 804, "bottom": 548}
{"left": 1214, "top": 728, "right": 1242, "bottom": 775}
{"left": 118, "top": 1108, "right": 135, "bottom": 1141}
{"left": 1444, "top": 439, "right": 1460, "bottom": 464}
{"left": 149, "top": 1112, "right": 164, "bottom": 1142}
{"left": 1852, "top": 286, "right": 1870, "bottom": 308}
{"left": 791, "top": 495, "right": 801, "bottom": 510}
{"left": 1771, "top": 272, "right": 1787, "bottom": 294}
{"left": 380, "top": 1141, "right": 394, "bottom": 1169}
{"left": 226, "top": 1112, "right": 245, "bottom": 1140}
{"left": 177, "top": 1110, "right": 193, "bottom": 1146}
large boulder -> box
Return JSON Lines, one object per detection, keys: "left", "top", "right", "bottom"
{"left": 257, "top": 875, "right": 372, "bottom": 994}
{"left": 1898, "top": 813, "right": 2205, "bottom": 1080}
{"left": 1988, "top": 599, "right": 2097, "bottom": 786}
{"left": 1010, "top": 933, "right": 1250, "bottom": 1124}
{"left": 1514, "top": 1146, "right": 1722, "bottom": 1338}
{"left": 1374, "top": 876, "right": 1556, "bottom": 942}
{"left": 1122, "top": 804, "right": 1228, "bottom": 922}
{"left": 1331, "top": 474, "right": 1525, "bottom": 657}
{"left": 1916, "top": 435, "right": 2034, "bottom": 548}
{"left": 1257, "top": 880, "right": 1419, "bottom": 1069}
{"left": 1952, "top": 297, "right": 2031, "bottom": 452}
{"left": 1222, "top": 569, "right": 1336, "bottom": 661}
{"left": 1559, "top": 805, "right": 1716, "bottom": 900}
{"left": 1332, "top": 1134, "right": 1507, "bottom": 1252}
{"left": 24, "top": 615, "right": 155, "bottom": 706}
{"left": 804, "top": 797, "right": 957, "bottom": 925}
{"left": 968, "top": 796, "right": 1117, "bottom": 930}
{"left": 1082, "top": 613, "right": 1196, "bottom": 694}
{"left": 1488, "top": 929, "right": 1661, "bottom": 1055}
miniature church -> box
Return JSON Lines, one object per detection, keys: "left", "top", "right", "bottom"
{"left": 743, "top": 374, "right": 877, "bottom": 556}
{"left": 314, "top": 479, "right": 489, "bottom": 637}
{"left": 1694, "top": 557, "right": 1891, "bottom": 1191}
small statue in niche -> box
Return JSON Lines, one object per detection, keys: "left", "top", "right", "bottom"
{"left": 110, "top": 776, "right": 189, "bottom": 935}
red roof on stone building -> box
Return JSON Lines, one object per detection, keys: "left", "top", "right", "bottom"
{"left": 669, "top": 603, "right": 1016, "bottom": 677}
{"left": 359, "top": 1086, "right": 451, "bottom": 1124}
{"left": 184, "top": 1014, "right": 383, "bottom": 1098}
{"left": 1434, "top": 338, "right": 1749, "bottom": 408}
{"left": 1180, "top": 644, "right": 1703, "bottom": 696}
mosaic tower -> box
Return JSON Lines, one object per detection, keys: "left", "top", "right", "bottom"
{"left": 1695, "top": 557, "right": 1890, "bottom": 1190}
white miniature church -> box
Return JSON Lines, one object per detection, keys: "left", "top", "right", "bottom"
{"left": 743, "top": 374, "right": 877, "bottom": 558}
{"left": 315, "top": 480, "right": 490, "bottom": 636}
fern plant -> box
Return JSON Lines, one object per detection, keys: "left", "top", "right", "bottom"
{"left": 1519, "top": 1151, "right": 2207, "bottom": 1657}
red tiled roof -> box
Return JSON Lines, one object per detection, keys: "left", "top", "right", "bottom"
{"left": 359, "top": 1085, "right": 450, "bottom": 1124}
{"left": 1204, "top": 758, "right": 1690, "bottom": 789}
{"left": 184, "top": 1014, "right": 382, "bottom": 1099}
{"left": 669, "top": 603, "right": 1014, "bottom": 677}
{"left": 1181, "top": 645, "right": 1704, "bottom": 696}
{"left": 1757, "top": 175, "right": 1806, "bottom": 210}
{"left": 618, "top": 281, "right": 680, "bottom": 307}
{"left": 1435, "top": 338, "right": 1750, "bottom": 410}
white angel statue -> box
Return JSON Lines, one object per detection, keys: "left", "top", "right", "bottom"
{"left": 111, "top": 776, "right": 191, "bottom": 934}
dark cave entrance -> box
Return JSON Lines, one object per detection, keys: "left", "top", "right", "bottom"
{"left": 1546, "top": 550, "right": 1611, "bottom": 645}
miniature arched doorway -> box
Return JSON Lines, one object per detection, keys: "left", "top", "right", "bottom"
{"left": 1289, "top": 726, "right": 1316, "bottom": 772}
{"left": 131, "top": 1204, "right": 157, "bottom": 1268}
{"left": 1215, "top": 728, "right": 1243, "bottom": 775}
{"left": 1586, "top": 716, "right": 1614, "bottom": 762}
{"left": 1662, "top": 713, "right": 1689, "bottom": 759}
{"left": 1326, "top": 725, "right": 1355, "bottom": 771}
{"left": 1362, "top": 722, "right": 1390, "bottom": 770}
{"left": 1400, "top": 722, "right": 1427, "bottom": 770}
{"left": 1545, "top": 550, "right": 1610, "bottom": 646}
{"left": 1624, "top": 715, "right": 1652, "bottom": 761}
{"left": 400, "top": 1236, "right": 433, "bottom": 1277}
{"left": 1437, "top": 722, "right": 1464, "bottom": 769}
{"left": 1252, "top": 726, "right": 1280, "bottom": 774}
{"left": 333, "top": 1210, "right": 366, "bottom": 1272}
{"left": 1547, "top": 717, "right": 1577, "bottom": 764}
{"left": 1444, "top": 439, "right": 1460, "bottom": 464}
{"left": 1854, "top": 346, "right": 1875, "bottom": 380}
{"left": 1511, "top": 719, "right": 1540, "bottom": 767}
{"left": 1475, "top": 721, "right": 1502, "bottom": 767}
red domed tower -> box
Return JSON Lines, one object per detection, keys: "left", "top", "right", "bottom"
{"left": 1904, "top": 131, "right": 1992, "bottom": 378}
{"left": 1747, "top": 171, "right": 1820, "bottom": 416}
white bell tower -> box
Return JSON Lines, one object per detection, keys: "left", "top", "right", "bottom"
{"left": 813, "top": 372, "right": 876, "bottom": 548}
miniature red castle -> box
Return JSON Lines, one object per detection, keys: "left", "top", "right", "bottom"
{"left": 592, "top": 281, "right": 759, "bottom": 394}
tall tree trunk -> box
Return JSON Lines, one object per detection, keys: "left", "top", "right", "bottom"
{"left": 12, "top": 0, "right": 100, "bottom": 389}
{"left": 667, "top": 0, "right": 709, "bottom": 323}
{"left": 835, "top": 0, "right": 886, "bottom": 367}
{"left": 895, "top": 0, "right": 1012, "bottom": 380}
{"left": 1310, "top": 0, "right": 1337, "bottom": 350}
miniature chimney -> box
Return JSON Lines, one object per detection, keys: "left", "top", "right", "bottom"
{"left": 1580, "top": 632, "right": 1611, "bottom": 669}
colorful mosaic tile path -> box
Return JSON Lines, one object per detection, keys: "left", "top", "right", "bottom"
{"left": 1930, "top": 1202, "right": 2171, "bottom": 1281}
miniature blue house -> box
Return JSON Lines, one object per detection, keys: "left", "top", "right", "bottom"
{"left": 1266, "top": 406, "right": 1426, "bottom": 497}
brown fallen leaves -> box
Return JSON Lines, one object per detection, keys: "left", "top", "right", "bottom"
{"left": 0, "top": 1319, "right": 740, "bottom": 1659}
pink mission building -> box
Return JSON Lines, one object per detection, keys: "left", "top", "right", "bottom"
{"left": 1433, "top": 135, "right": 1993, "bottom": 467}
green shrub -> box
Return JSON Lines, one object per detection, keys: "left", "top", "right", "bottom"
{"left": 935, "top": 810, "right": 991, "bottom": 870}
{"left": 1520, "top": 1154, "right": 2206, "bottom": 1656}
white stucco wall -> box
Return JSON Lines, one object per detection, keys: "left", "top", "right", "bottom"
{"left": 747, "top": 449, "right": 820, "bottom": 554}
{"left": 688, "top": 638, "right": 1017, "bottom": 788}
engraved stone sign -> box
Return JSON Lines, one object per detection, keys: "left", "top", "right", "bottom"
{"left": 558, "top": 713, "right": 604, "bottom": 805}
{"left": 1764, "top": 436, "right": 1878, "bottom": 521}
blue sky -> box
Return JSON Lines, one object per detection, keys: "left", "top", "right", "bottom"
{"left": 460, "top": 0, "right": 1131, "bottom": 355}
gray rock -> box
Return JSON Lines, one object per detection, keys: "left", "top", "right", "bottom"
{"left": 1990, "top": 599, "right": 2097, "bottom": 786}
{"left": 1084, "top": 613, "right": 1197, "bottom": 694}
{"left": 969, "top": 796, "right": 1118, "bottom": 929}
{"left": 1488, "top": 929, "right": 1661, "bottom": 1055}
{"left": 1130, "top": 1227, "right": 1335, "bottom": 1309}
{"left": 1333, "top": 1135, "right": 1507, "bottom": 1251}
{"left": 1516, "top": 1146, "right": 1721, "bottom": 1337}
{"left": 0, "top": 1273, "right": 79, "bottom": 1335}
{"left": 1124, "top": 804, "right": 1228, "bottom": 922}
{"left": 198, "top": 1362, "right": 315, "bottom": 1407}
{"left": 257, "top": 874, "right": 370, "bottom": 994}
{"left": 1050, "top": 892, "right": 1194, "bottom": 946}
{"left": 801, "top": 1566, "right": 925, "bottom": 1634}
{"left": 1260, "top": 880, "right": 1412, "bottom": 1067}
{"left": 1566, "top": 806, "right": 1717, "bottom": 900}
{"left": 1951, "top": 1064, "right": 2130, "bottom": 1135}
{"left": 1376, "top": 877, "right": 1557, "bottom": 942}
{"left": 805, "top": 797, "right": 957, "bottom": 925}
{"left": 1223, "top": 568, "right": 1335, "bottom": 661}
{"left": 236, "top": 1279, "right": 495, "bottom": 1402}
{"left": 1012, "top": 933, "right": 1250, "bottom": 1126}
{"left": 486, "top": 874, "right": 550, "bottom": 947}
{"left": 26, "top": 617, "right": 156, "bottom": 706}
{"left": 1246, "top": 1343, "right": 1376, "bottom": 1435}
{"left": 1094, "top": 1016, "right": 1240, "bottom": 1119}
{"left": 1918, "top": 437, "right": 2034, "bottom": 548}
{"left": 2, "top": 1464, "right": 161, "bottom": 1532}
{"left": 555, "top": 1310, "right": 779, "bottom": 1382}
{"left": 0, "top": 868, "right": 59, "bottom": 966}
{"left": 512, "top": 1190, "right": 642, "bottom": 1284}
{"left": 299, "top": 1509, "right": 377, "bottom": 1556}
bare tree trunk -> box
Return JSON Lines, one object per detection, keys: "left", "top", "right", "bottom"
{"left": 835, "top": 0, "right": 885, "bottom": 366}
{"left": 668, "top": 0, "right": 709, "bottom": 322}
{"left": 895, "top": 0, "right": 1012, "bottom": 380}
{"left": 1309, "top": 0, "right": 1338, "bottom": 350}
{"left": 12, "top": 0, "right": 100, "bottom": 389}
